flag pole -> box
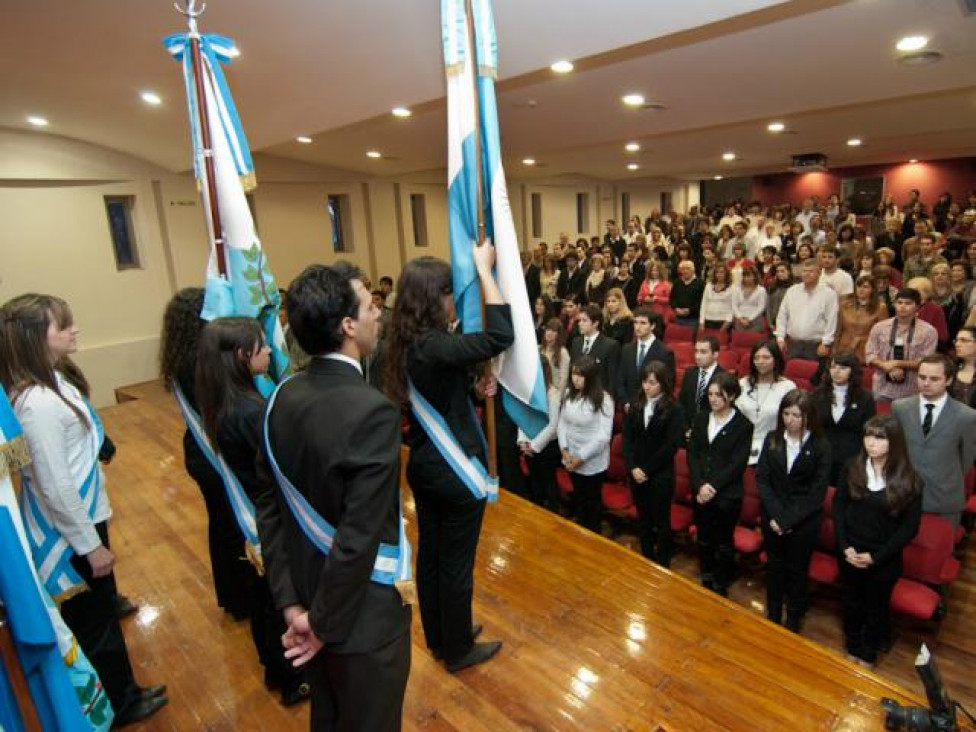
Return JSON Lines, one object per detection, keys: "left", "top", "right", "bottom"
{"left": 464, "top": 0, "right": 498, "bottom": 478}
{"left": 175, "top": 0, "right": 228, "bottom": 279}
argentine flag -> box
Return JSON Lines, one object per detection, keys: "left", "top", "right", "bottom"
{"left": 164, "top": 33, "right": 289, "bottom": 389}
{"left": 442, "top": 0, "right": 548, "bottom": 438}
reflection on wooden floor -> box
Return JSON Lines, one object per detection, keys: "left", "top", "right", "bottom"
{"left": 102, "top": 381, "right": 976, "bottom": 731}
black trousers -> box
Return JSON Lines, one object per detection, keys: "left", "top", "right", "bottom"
{"left": 495, "top": 408, "right": 526, "bottom": 498}
{"left": 411, "top": 482, "right": 485, "bottom": 662}
{"left": 762, "top": 514, "right": 820, "bottom": 624}
{"left": 526, "top": 443, "right": 561, "bottom": 509}
{"left": 840, "top": 560, "right": 900, "bottom": 663}
{"left": 632, "top": 474, "right": 675, "bottom": 567}
{"left": 309, "top": 631, "right": 410, "bottom": 731}
{"left": 570, "top": 471, "right": 606, "bottom": 534}
{"left": 247, "top": 569, "right": 304, "bottom": 690}
{"left": 60, "top": 521, "right": 139, "bottom": 715}
{"left": 184, "top": 435, "right": 250, "bottom": 617}
{"left": 694, "top": 498, "right": 741, "bottom": 591}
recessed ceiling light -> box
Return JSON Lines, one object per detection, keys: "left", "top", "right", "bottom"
{"left": 713, "top": 175, "right": 723, "bottom": 180}
{"left": 625, "top": 142, "right": 641, "bottom": 152}
{"left": 27, "top": 115, "right": 49, "bottom": 127}
{"left": 722, "top": 152, "right": 736, "bottom": 161}
{"left": 909, "top": 159, "right": 919, "bottom": 164}
{"left": 366, "top": 150, "right": 382, "bottom": 159}
{"left": 767, "top": 122, "right": 785, "bottom": 133}
{"left": 522, "top": 158, "right": 536, "bottom": 166}
{"left": 896, "top": 36, "right": 928, "bottom": 52}
{"left": 622, "top": 93, "right": 645, "bottom": 107}
{"left": 627, "top": 163, "right": 639, "bottom": 171}
{"left": 296, "top": 136, "right": 313, "bottom": 144}
{"left": 391, "top": 107, "right": 412, "bottom": 118}
{"left": 140, "top": 91, "right": 162, "bottom": 106}
{"left": 227, "top": 46, "right": 241, "bottom": 58}
{"left": 550, "top": 60, "right": 574, "bottom": 74}
{"left": 847, "top": 138, "right": 862, "bottom": 147}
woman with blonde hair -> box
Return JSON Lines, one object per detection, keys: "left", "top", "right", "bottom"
{"left": 585, "top": 253, "right": 610, "bottom": 306}
{"left": 930, "top": 262, "right": 966, "bottom": 343}
{"left": 603, "top": 287, "right": 635, "bottom": 345}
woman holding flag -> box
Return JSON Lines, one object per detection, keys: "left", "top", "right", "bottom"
{"left": 385, "top": 245, "right": 513, "bottom": 672}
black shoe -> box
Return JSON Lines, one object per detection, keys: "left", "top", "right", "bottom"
{"left": 115, "top": 595, "right": 139, "bottom": 621}
{"left": 431, "top": 624, "right": 483, "bottom": 660}
{"left": 137, "top": 684, "right": 167, "bottom": 700}
{"left": 264, "top": 670, "right": 282, "bottom": 691}
{"left": 280, "top": 681, "right": 311, "bottom": 707}
{"left": 785, "top": 615, "right": 803, "bottom": 633}
{"left": 446, "top": 640, "right": 502, "bottom": 673}
{"left": 113, "top": 694, "right": 168, "bottom": 727}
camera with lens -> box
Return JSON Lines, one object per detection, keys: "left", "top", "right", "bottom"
{"left": 881, "top": 645, "right": 973, "bottom": 732}
{"left": 885, "top": 344, "right": 907, "bottom": 383}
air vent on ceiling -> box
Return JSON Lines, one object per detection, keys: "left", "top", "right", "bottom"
{"left": 639, "top": 101, "right": 667, "bottom": 111}
{"left": 897, "top": 51, "right": 944, "bottom": 66}
{"left": 789, "top": 153, "right": 828, "bottom": 173}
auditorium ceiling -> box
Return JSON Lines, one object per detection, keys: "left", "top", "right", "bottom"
{"left": 3, "top": 0, "right": 975, "bottom": 183}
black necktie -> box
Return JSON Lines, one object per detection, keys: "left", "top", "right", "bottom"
{"left": 696, "top": 369, "right": 708, "bottom": 406}
{"left": 922, "top": 403, "right": 934, "bottom": 436}
{"left": 583, "top": 338, "right": 591, "bottom": 355}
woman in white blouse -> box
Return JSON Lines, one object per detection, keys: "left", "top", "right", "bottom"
{"left": 540, "top": 318, "right": 570, "bottom": 395}
{"left": 736, "top": 339, "right": 796, "bottom": 465}
{"left": 540, "top": 254, "right": 561, "bottom": 302}
{"left": 518, "top": 354, "right": 563, "bottom": 511}
{"left": 733, "top": 266, "right": 769, "bottom": 333}
{"left": 557, "top": 355, "right": 614, "bottom": 534}
{"left": 0, "top": 294, "right": 166, "bottom": 725}
{"left": 699, "top": 263, "right": 739, "bottom": 331}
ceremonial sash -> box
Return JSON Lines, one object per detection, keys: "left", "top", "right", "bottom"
{"left": 408, "top": 381, "right": 499, "bottom": 503}
{"left": 171, "top": 383, "right": 262, "bottom": 569}
{"left": 263, "top": 378, "right": 412, "bottom": 588}
{"left": 19, "top": 399, "right": 104, "bottom": 602}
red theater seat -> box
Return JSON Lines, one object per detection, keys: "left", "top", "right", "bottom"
{"left": 601, "top": 435, "right": 636, "bottom": 518}
{"left": 717, "top": 349, "right": 740, "bottom": 375}
{"left": 672, "top": 342, "right": 695, "bottom": 369}
{"left": 730, "top": 330, "right": 765, "bottom": 355}
{"left": 809, "top": 487, "right": 839, "bottom": 586}
{"left": 784, "top": 359, "right": 818, "bottom": 391}
{"left": 700, "top": 327, "right": 730, "bottom": 348}
{"left": 890, "top": 514, "right": 960, "bottom": 621}
{"left": 664, "top": 323, "right": 695, "bottom": 344}
{"left": 556, "top": 468, "right": 573, "bottom": 498}
{"left": 671, "top": 448, "right": 695, "bottom": 533}
{"left": 734, "top": 468, "right": 763, "bottom": 555}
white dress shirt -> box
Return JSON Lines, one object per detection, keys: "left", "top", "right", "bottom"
{"left": 643, "top": 394, "right": 662, "bottom": 427}
{"left": 736, "top": 377, "right": 798, "bottom": 464}
{"left": 635, "top": 334, "right": 656, "bottom": 367}
{"left": 322, "top": 351, "right": 364, "bottom": 375}
{"left": 518, "top": 386, "right": 562, "bottom": 453}
{"left": 820, "top": 268, "right": 854, "bottom": 297}
{"left": 784, "top": 430, "right": 810, "bottom": 472}
{"left": 557, "top": 392, "right": 614, "bottom": 475}
{"left": 831, "top": 384, "right": 849, "bottom": 424}
{"left": 707, "top": 410, "right": 735, "bottom": 443}
{"left": 774, "top": 283, "right": 839, "bottom": 345}
{"left": 866, "top": 458, "right": 886, "bottom": 492}
{"left": 919, "top": 392, "right": 949, "bottom": 428}
{"left": 15, "top": 373, "right": 111, "bottom": 556}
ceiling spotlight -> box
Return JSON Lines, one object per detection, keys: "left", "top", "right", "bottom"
{"left": 625, "top": 142, "right": 641, "bottom": 152}
{"left": 896, "top": 36, "right": 928, "bottom": 52}
{"left": 27, "top": 115, "right": 49, "bottom": 127}
{"left": 550, "top": 60, "right": 574, "bottom": 74}
{"left": 366, "top": 150, "right": 382, "bottom": 159}
{"left": 847, "top": 138, "right": 862, "bottom": 147}
{"left": 713, "top": 175, "right": 723, "bottom": 180}
{"left": 391, "top": 107, "right": 412, "bottom": 118}
{"left": 296, "top": 136, "right": 313, "bottom": 144}
{"left": 767, "top": 122, "right": 785, "bottom": 133}
{"left": 627, "top": 163, "right": 639, "bottom": 171}
{"left": 140, "top": 91, "right": 162, "bottom": 106}
{"left": 722, "top": 152, "right": 736, "bottom": 161}
{"left": 227, "top": 46, "right": 241, "bottom": 58}
{"left": 909, "top": 159, "right": 919, "bottom": 164}
{"left": 622, "top": 93, "right": 645, "bottom": 107}
{"left": 522, "top": 158, "right": 536, "bottom": 166}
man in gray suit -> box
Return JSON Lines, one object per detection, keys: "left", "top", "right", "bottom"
{"left": 892, "top": 354, "right": 976, "bottom": 527}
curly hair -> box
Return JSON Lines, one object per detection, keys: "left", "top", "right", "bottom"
{"left": 159, "top": 288, "right": 205, "bottom": 391}
{"left": 384, "top": 257, "right": 453, "bottom": 407}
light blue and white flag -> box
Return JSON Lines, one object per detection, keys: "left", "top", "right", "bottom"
{"left": 164, "top": 32, "right": 289, "bottom": 391}
{"left": 442, "top": 0, "right": 548, "bottom": 439}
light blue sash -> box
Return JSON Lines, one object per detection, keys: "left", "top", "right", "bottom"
{"left": 19, "top": 400, "right": 103, "bottom": 602}
{"left": 171, "top": 383, "right": 262, "bottom": 563}
{"left": 408, "top": 381, "right": 499, "bottom": 503}
{"left": 263, "top": 377, "right": 412, "bottom": 587}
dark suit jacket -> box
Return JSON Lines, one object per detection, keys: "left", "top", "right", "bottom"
{"left": 811, "top": 388, "right": 875, "bottom": 486}
{"left": 524, "top": 263, "right": 541, "bottom": 307}
{"left": 677, "top": 365, "right": 726, "bottom": 430}
{"left": 558, "top": 267, "right": 587, "bottom": 301}
{"left": 616, "top": 337, "right": 675, "bottom": 405}
{"left": 687, "top": 409, "right": 754, "bottom": 504}
{"left": 260, "top": 357, "right": 410, "bottom": 653}
{"left": 755, "top": 432, "right": 831, "bottom": 531}
{"left": 622, "top": 401, "right": 686, "bottom": 484}
{"left": 569, "top": 332, "right": 620, "bottom": 398}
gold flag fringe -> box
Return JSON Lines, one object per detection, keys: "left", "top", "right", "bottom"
{"left": 0, "top": 436, "right": 30, "bottom": 478}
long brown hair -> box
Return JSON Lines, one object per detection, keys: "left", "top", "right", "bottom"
{"left": 563, "top": 355, "right": 608, "bottom": 414}
{"left": 0, "top": 294, "right": 89, "bottom": 425}
{"left": 159, "top": 288, "right": 205, "bottom": 391}
{"left": 194, "top": 317, "right": 265, "bottom": 448}
{"left": 814, "top": 350, "right": 866, "bottom": 408}
{"left": 767, "top": 388, "right": 821, "bottom": 450}
{"left": 541, "top": 317, "right": 567, "bottom": 370}
{"left": 844, "top": 414, "right": 921, "bottom": 514}
{"left": 632, "top": 360, "right": 675, "bottom": 417}
{"left": 384, "top": 257, "right": 453, "bottom": 407}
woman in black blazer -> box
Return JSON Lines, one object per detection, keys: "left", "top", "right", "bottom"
{"left": 622, "top": 361, "right": 686, "bottom": 568}
{"left": 385, "top": 250, "right": 513, "bottom": 673}
{"left": 687, "top": 371, "right": 754, "bottom": 595}
{"left": 756, "top": 389, "right": 831, "bottom": 632}
{"left": 812, "top": 351, "right": 876, "bottom": 486}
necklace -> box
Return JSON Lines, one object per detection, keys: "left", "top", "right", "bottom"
{"left": 750, "top": 379, "right": 777, "bottom": 419}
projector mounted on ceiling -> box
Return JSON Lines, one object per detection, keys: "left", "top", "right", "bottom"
{"left": 790, "top": 153, "right": 828, "bottom": 173}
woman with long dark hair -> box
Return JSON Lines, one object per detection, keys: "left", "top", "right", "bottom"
{"left": 159, "top": 288, "right": 250, "bottom": 619}
{"left": 540, "top": 317, "right": 570, "bottom": 394}
{"left": 687, "top": 372, "right": 754, "bottom": 596}
{"left": 385, "top": 247, "right": 512, "bottom": 673}
{"left": 518, "top": 355, "right": 563, "bottom": 511}
{"left": 812, "top": 351, "right": 876, "bottom": 485}
{"left": 833, "top": 415, "right": 922, "bottom": 666}
{"left": 756, "top": 389, "right": 831, "bottom": 631}
{"left": 736, "top": 339, "right": 796, "bottom": 465}
{"left": 195, "top": 317, "right": 309, "bottom": 705}
{"left": 622, "top": 361, "right": 685, "bottom": 567}
{"left": 1, "top": 294, "right": 167, "bottom": 725}
{"left": 557, "top": 355, "right": 614, "bottom": 534}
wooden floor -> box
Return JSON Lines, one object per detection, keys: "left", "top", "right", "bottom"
{"left": 100, "top": 381, "right": 976, "bottom": 731}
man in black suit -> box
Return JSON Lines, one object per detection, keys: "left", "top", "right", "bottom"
{"left": 523, "top": 246, "right": 542, "bottom": 307}
{"left": 677, "top": 335, "right": 725, "bottom": 435}
{"left": 569, "top": 304, "right": 620, "bottom": 396}
{"left": 557, "top": 251, "right": 587, "bottom": 302}
{"left": 616, "top": 307, "right": 675, "bottom": 408}
{"left": 260, "top": 263, "right": 411, "bottom": 731}
{"left": 604, "top": 219, "right": 627, "bottom": 264}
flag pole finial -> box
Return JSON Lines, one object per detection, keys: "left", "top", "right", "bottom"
{"left": 174, "top": 0, "right": 206, "bottom": 35}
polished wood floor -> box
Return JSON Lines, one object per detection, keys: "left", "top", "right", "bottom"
{"left": 99, "top": 381, "right": 976, "bottom": 731}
